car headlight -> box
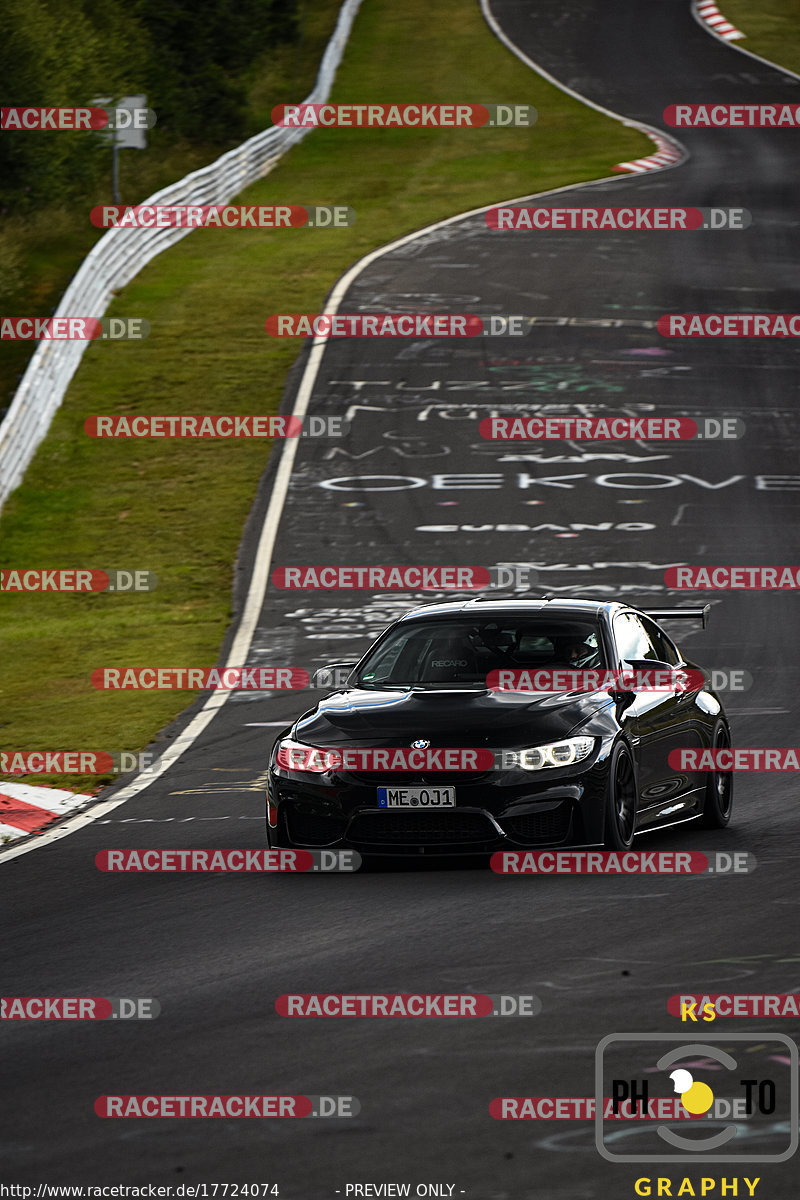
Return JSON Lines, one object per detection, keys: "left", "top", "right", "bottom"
{"left": 506, "top": 736, "right": 595, "bottom": 771}
{"left": 275, "top": 737, "right": 339, "bottom": 773}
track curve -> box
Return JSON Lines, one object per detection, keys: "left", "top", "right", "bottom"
{"left": 3, "top": 2, "right": 800, "bottom": 1195}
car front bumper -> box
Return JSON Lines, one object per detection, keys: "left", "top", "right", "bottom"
{"left": 267, "top": 752, "right": 613, "bottom": 855}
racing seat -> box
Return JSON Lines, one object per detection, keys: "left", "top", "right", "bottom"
{"left": 420, "top": 638, "right": 480, "bottom": 684}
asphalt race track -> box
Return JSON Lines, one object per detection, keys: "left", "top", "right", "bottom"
{"left": 4, "top": 2, "right": 800, "bottom": 1195}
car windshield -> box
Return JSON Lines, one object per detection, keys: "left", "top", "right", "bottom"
{"left": 354, "top": 617, "right": 605, "bottom": 689}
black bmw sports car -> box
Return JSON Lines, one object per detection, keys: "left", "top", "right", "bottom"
{"left": 265, "top": 598, "right": 733, "bottom": 856}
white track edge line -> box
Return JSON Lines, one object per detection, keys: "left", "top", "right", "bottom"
{"left": 481, "top": 0, "right": 689, "bottom": 171}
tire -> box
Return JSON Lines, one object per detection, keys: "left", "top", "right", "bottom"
{"left": 700, "top": 721, "right": 734, "bottom": 828}
{"left": 603, "top": 741, "right": 637, "bottom": 850}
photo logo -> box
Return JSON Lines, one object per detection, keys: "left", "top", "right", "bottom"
{"left": 596, "top": 1033, "right": 798, "bottom": 1162}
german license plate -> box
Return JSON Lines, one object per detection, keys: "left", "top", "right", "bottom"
{"left": 377, "top": 786, "right": 456, "bottom": 808}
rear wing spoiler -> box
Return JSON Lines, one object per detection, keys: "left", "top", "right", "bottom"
{"left": 644, "top": 605, "right": 711, "bottom": 629}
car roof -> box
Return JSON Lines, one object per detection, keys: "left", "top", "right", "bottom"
{"left": 396, "top": 598, "right": 618, "bottom": 623}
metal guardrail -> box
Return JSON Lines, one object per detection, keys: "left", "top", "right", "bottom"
{"left": 0, "top": 0, "right": 363, "bottom": 512}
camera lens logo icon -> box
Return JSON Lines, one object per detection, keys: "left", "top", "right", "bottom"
{"left": 669, "top": 1068, "right": 714, "bottom": 1116}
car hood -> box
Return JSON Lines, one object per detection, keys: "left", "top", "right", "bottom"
{"left": 293, "top": 686, "right": 613, "bottom": 750}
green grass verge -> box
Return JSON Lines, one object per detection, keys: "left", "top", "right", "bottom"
{"left": 722, "top": 0, "right": 800, "bottom": 74}
{"left": 0, "top": 0, "right": 649, "bottom": 793}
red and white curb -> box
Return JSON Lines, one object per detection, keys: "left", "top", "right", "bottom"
{"left": 615, "top": 132, "right": 683, "bottom": 174}
{"left": 0, "top": 783, "right": 95, "bottom": 845}
{"left": 696, "top": 0, "right": 745, "bottom": 41}
{"left": 616, "top": 0, "right": 746, "bottom": 174}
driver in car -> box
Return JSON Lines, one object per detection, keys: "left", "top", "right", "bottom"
{"left": 552, "top": 635, "right": 600, "bottom": 669}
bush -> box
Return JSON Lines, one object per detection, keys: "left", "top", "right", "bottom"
{"left": 0, "top": 0, "right": 300, "bottom": 208}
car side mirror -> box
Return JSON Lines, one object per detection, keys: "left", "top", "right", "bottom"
{"left": 613, "top": 659, "right": 702, "bottom": 697}
{"left": 607, "top": 681, "right": 637, "bottom": 707}
{"left": 626, "top": 659, "right": 705, "bottom": 693}
{"left": 311, "top": 662, "right": 357, "bottom": 690}
{"left": 606, "top": 658, "right": 673, "bottom": 704}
